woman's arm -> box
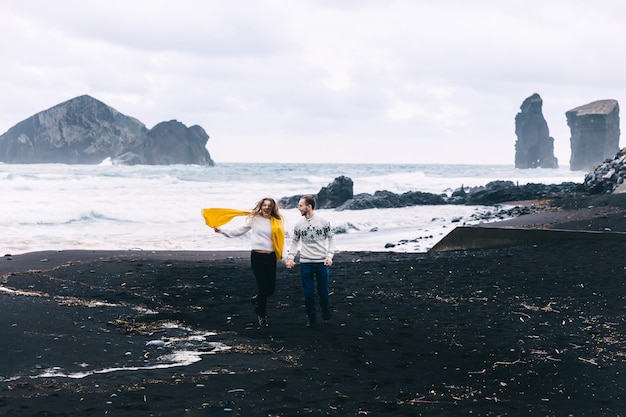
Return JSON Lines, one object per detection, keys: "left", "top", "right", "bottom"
{"left": 214, "top": 224, "right": 252, "bottom": 238}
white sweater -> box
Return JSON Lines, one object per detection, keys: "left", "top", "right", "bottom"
{"left": 219, "top": 216, "right": 274, "bottom": 252}
{"left": 287, "top": 214, "right": 335, "bottom": 263}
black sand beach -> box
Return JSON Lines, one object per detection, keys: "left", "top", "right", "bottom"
{"left": 1, "top": 194, "right": 625, "bottom": 416}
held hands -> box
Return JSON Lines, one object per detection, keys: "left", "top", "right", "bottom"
{"left": 285, "top": 258, "right": 332, "bottom": 268}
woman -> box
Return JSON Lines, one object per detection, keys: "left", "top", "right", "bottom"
{"left": 203, "top": 198, "right": 285, "bottom": 328}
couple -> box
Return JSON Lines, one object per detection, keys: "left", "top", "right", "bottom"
{"left": 203, "top": 195, "right": 335, "bottom": 328}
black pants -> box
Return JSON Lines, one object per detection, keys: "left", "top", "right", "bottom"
{"left": 250, "top": 251, "right": 277, "bottom": 317}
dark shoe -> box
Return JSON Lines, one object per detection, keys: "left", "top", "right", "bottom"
{"left": 322, "top": 309, "right": 332, "bottom": 321}
{"left": 306, "top": 318, "right": 317, "bottom": 328}
{"left": 258, "top": 316, "right": 269, "bottom": 327}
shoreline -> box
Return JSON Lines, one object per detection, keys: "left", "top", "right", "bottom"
{"left": 3, "top": 190, "right": 625, "bottom": 264}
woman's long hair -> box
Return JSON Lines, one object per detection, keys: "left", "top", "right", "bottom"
{"left": 251, "top": 198, "right": 283, "bottom": 220}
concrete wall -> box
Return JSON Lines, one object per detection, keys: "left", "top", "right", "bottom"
{"left": 429, "top": 226, "right": 626, "bottom": 252}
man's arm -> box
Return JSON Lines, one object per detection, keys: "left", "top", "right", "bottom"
{"left": 324, "top": 222, "right": 335, "bottom": 266}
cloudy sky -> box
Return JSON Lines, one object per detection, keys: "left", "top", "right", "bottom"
{"left": 0, "top": 1, "right": 624, "bottom": 165}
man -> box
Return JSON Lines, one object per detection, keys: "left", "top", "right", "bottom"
{"left": 286, "top": 194, "right": 335, "bottom": 328}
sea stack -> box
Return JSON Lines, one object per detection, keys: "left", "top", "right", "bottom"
{"left": 514, "top": 93, "right": 559, "bottom": 169}
{"left": 567, "top": 99, "right": 620, "bottom": 171}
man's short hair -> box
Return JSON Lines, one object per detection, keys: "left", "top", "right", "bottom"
{"left": 301, "top": 194, "right": 316, "bottom": 210}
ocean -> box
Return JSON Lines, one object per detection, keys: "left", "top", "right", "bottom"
{"left": 0, "top": 162, "right": 587, "bottom": 255}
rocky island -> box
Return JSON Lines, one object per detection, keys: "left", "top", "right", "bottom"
{"left": 0, "top": 95, "right": 214, "bottom": 166}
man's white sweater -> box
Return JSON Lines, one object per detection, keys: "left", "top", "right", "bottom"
{"left": 287, "top": 214, "right": 335, "bottom": 263}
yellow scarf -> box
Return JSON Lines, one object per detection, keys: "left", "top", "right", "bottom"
{"left": 201, "top": 208, "right": 285, "bottom": 260}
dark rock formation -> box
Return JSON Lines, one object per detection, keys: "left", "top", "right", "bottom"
{"left": 337, "top": 190, "right": 446, "bottom": 210}
{"left": 514, "top": 93, "right": 559, "bottom": 169}
{"left": 583, "top": 147, "right": 626, "bottom": 194}
{"left": 460, "top": 181, "right": 583, "bottom": 205}
{"left": 281, "top": 176, "right": 585, "bottom": 211}
{"left": 316, "top": 175, "right": 354, "bottom": 209}
{"left": 567, "top": 99, "right": 620, "bottom": 171}
{"left": 113, "top": 120, "right": 214, "bottom": 165}
{"left": 0, "top": 95, "right": 214, "bottom": 166}
{"left": 279, "top": 176, "right": 354, "bottom": 209}
{"left": 280, "top": 181, "right": 446, "bottom": 210}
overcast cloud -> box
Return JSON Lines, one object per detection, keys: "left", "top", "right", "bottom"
{"left": 1, "top": 0, "right": 624, "bottom": 164}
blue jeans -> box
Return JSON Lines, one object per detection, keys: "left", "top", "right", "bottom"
{"left": 300, "top": 262, "right": 329, "bottom": 320}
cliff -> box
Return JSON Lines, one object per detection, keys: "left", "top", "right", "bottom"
{"left": 567, "top": 99, "right": 620, "bottom": 171}
{"left": 0, "top": 95, "right": 214, "bottom": 166}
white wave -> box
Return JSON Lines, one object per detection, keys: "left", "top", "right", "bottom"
{"left": 0, "top": 163, "right": 586, "bottom": 254}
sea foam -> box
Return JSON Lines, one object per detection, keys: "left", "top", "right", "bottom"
{"left": 0, "top": 162, "right": 587, "bottom": 254}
